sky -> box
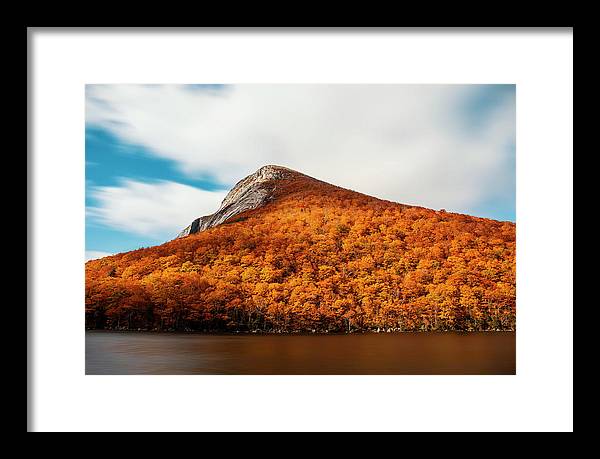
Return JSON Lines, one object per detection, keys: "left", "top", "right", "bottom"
{"left": 85, "top": 84, "right": 515, "bottom": 261}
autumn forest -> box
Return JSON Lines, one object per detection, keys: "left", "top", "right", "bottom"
{"left": 85, "top": 170, "right": 516, "bottom": 333}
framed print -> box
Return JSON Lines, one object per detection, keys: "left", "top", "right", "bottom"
{"left": 28, "top": 27, "right": 573, "bottom": 432}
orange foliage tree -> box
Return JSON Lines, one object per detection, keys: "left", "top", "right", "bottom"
{"left": 86, "top": 175, "right": 516, "bottom": 332}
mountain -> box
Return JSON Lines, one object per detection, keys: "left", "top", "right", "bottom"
{"left": 85, "top": 165, "right": 516, "bottom": 333}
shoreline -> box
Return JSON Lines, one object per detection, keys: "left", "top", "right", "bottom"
{"left": 86, "top": 328, "right": 516, "bottom": 335}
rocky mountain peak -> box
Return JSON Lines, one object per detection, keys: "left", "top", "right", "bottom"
{"left": 176, "top": 165, "right": 299, "bottom": 238}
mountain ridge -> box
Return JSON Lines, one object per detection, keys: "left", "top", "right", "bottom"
{"left": 86, "top": 165, "right": 516, "bottom": 333}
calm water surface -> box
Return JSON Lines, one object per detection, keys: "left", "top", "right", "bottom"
{"left": 86, "top": 331, "right": 515, "bottom": 375}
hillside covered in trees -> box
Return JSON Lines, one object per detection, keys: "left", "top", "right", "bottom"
{"left": 85, "top": 166, "right": 516, "bottom": 333}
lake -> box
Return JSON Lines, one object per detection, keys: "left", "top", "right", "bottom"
{"left": 86, "top": 330, "right": 515, "bottom": 375}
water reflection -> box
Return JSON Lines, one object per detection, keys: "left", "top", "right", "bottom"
{"left": 86, "top": 331, "right": 515, "bottom": 375}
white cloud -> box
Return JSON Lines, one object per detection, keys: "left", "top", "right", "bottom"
{"left": 85, "top": 250, "right": 114, "bottom": 262}
{"left": 87, "top": 180, "right": 227, "bottom": 239}
{"left": 86, "top": 84, "right": 515, "bottom": 216}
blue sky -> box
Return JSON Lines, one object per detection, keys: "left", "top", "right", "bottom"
{"left": 86, "top": 84, "right": 515, "bottom": 260}
{"left": 85, "top": 126, "right": 229, "bottom": 259}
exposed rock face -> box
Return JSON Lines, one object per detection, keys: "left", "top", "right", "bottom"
{"left": 176, "top": 165, "right": 295, "bottom": 238}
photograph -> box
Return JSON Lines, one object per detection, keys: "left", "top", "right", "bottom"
{"left": 85, "top": 84, "right": 516, "bottom": 375}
